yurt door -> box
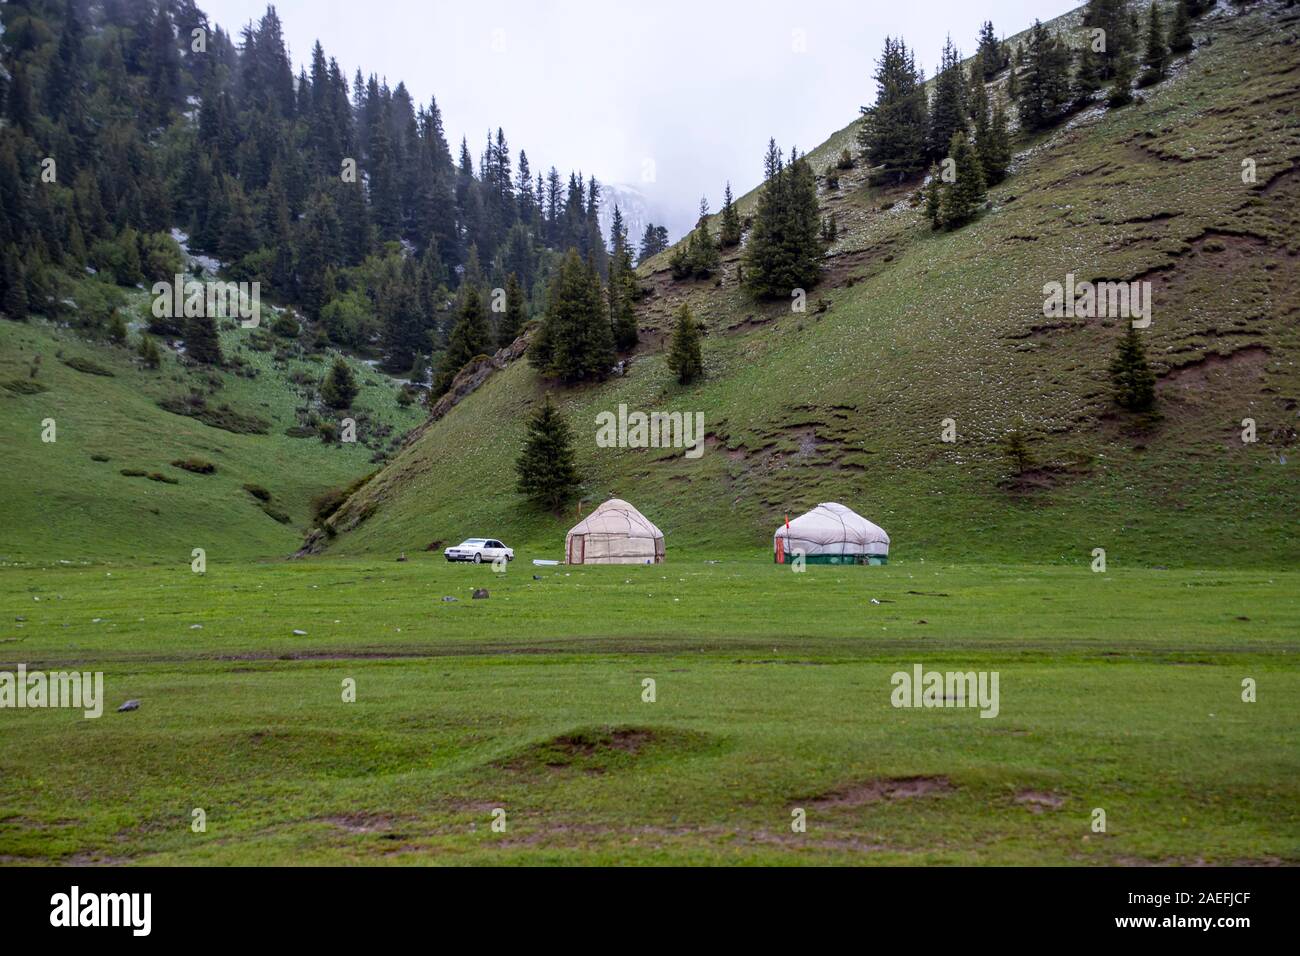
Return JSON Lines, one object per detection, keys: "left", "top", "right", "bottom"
{"left": 568, "top": 534, "right": 584, "bottom": 563}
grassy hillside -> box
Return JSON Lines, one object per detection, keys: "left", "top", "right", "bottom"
{"left": 0, "top": 290, "right": 423, "bottom": 566}
{"left": 316, "top": 2, "right": 1300, "bottom": 566}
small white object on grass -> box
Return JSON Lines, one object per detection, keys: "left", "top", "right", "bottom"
{"left": 292, "top": 629, "right": 307, "bottom": 636}
{"left": 117, "top": 700, "right": 141, "bottom": 713}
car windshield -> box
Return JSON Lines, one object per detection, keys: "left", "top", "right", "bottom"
{"left": 460, "top": 539, "right": 487, "bottom": 546}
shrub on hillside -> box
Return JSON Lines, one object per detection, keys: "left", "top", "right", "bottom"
{"left": 171, "top": 458, "right": 216, "bottom": 474}
{"left": 157, "top": 394, "right": 269, "bottom": 434}
{"left": 62, "top": 356, "right": 115, "bottom": 376}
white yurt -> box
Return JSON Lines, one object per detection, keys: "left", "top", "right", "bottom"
{"left": 565, "top": 499, "right": 665, "bottom": 564}
{"left": 773, "top": 502, "right": 890, "bottom": 565}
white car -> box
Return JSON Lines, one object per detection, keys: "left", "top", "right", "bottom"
{"left": 444, "top": 538, "right": 514, "bottom": 564}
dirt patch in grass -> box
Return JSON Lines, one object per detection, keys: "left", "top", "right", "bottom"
{"left": 806, "top": 775, "right": 954, "bottom": 808}
{"left": 1157, "top": 345, "right": 1271, "bottom": 394}
{"left": 1015, "top": 790, "right": 1066, "bottom": 812}
{"left": 318, "top": 812, "right": 403, "bottom": 835}
{"left": 497, "top": 725, "right": 710, "bottom": 775}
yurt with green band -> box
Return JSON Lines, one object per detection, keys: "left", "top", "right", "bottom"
{"left": 773, "top": 502, "right": 890, "bottom": 565}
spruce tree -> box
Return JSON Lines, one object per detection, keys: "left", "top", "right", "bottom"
{"left": 857, "top": 37, "right": 929, "bottom": 185}
{"left": 1082, "top": 0, "right": 1138, "bottom": 82}
{"left": 434, "top": 284, "right": 491, "bottom": 394}
{"left": 977, "top": 101, "right": 1012, "bottom": 186}
{"left": 1018, "top": 21, "right": 1072, "bottom": 130}
{"left": 719, "top": 182, "right": 742, "bottom": 247}
{"left": 666, "top": 303, "right": 703, "bottom": 386}
{"left": 938, "top": 132, "right": 987, "bottom": 229}
{"left": 1168, "top": 0, "right": 1194, "bottom": 55}
{"left": 1001, "top": 427, "right": 1033, "bottom": 476}
{"left": 743, "top": 148, "right": 823, "bottom": 299}
{"left": 497, "top": 272, "right": 527, "bottom": 347}
{"left": 138, "top": 334, "right": 162, "bottom": 369}
{"left": 608, "top": 215, "right": 640, "bottom": 352}
{"left": 186, "top": 314, "right": 223, "bottom": 365}
{"left": 1138, "top": 2, "right": 1168, "bottom": 87}
{"left": 976, "top": 21, "right": 1004, "bottom": 80}
{"left": 1110, "top": 327, "right": 1156, "bottom": 412}
{"left": 924, "top": 166, "right": 943, "bottom": 230}
{"left": 1108, "top": 49, "right": 1136, "bottom": 107}
{"left": 108, "top": 311, "right": 128, "bottom": 345}
{"left": 321, "top": 355, "right": 359, "bottom": 409}
{"left": 638, "top": 223, "right": 669, "bottom": 263}
{"left": 2, "top": 247, "right": 28, "bottom": 321}
{"left": 515, "top": 394, "right": 580, "bottom": 511}
{"left": 927, "top": 37, "right": 968, "bottom": 162}
{"left": 530, "top": 249, "right": 615, "bottom": 385}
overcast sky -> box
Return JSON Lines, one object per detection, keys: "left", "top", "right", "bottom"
{"left": 201, "top": 0, "right": 1078, "bottom": 232}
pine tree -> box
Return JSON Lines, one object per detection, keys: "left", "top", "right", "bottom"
{"left": 497, "top": 272, "right": 526, "bottom": 347}
{"left": 743, "top": 147, "right": 823, "bottom": 299}
{"left": 927, "top": 37, "right": 967, "bottom": 162}
{"left": 1108, "top": 48, "right": 1136, "bottom": 108}
{"left": 924, "top": 166, "right": 943, "bottom": 230}
{"left": 976, "top": 21, "right": 1005, "bottom": 80}
{"left": 1017, "top": 21, "right": 1072, "bottom": 130}
{"left": 858, "top": 37, "right": 929, "bottom": 185}
{"left": 673, "top": 216, "right": 720, "bottom": 280}
{"left": 608, "top": 211, "right": 640, "bottom": 352}
{"left": 186, "top": 313, "right": 223, "bottom": 365}
{"left": 381, "top": 257, "right": 425, "bottom": 373}
{"left": 530, "top": 249, "right": 615, "bottom": 385}
{"left": 638, "top": 223, "right": 669, "bottom": 263}
{"left": 1110, "top": 327, "right": 1156, "bottom": 412}
{"left": 968, "top": 60, "right": 989, "bottom": 126}
{"left": 666, "top": 303, "right": 703, "bottom": 386}
{"left": 719, "top": 182, "right": 742, "bottom": 247}
{"left": 1138, "top": 2, "right": 1168, "bottom": 88}
{"left": 138, "top": 334, "right": 162, "bottom": 369}
{"left": 108, "top": 311, "right": 128, "bottom": 345}
{"left": 1082, "top": 0, "right": 1138, "bottom": 82}
{"left": 1000, "top": 428, "right": 1033, "bottom": 476}
{"left": 515, "top": 395, "right": 580, "bottom": 511}
{"left": 2, "top": 247, "right": 29, "bottom": 321}
{"left": 938, "top": 132, "right": 987, "bottom": 229}
{"left": 146, "top": 0, "right": 181, "bottom": 124}
{"left": 321, "top": 355, "right": 359, "bottom": 409}
{"left": 820, "top": 212, "right": 838, "bottom": 243}
{"left": 1168, "top": 0, "right": 1194, "bottom": 55}
{"left": 434, "top": 284, "right": 491, "bottom": 394}
{"left": 977, "top": 101, "right": 1012, "bottom": 186}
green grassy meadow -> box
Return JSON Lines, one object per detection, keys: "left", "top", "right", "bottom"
{"left": 1, "top": 555, "right": 1296, "bottom": 865}
{"left": 1, "top": 3, "right": 1297, "bottom": 867}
